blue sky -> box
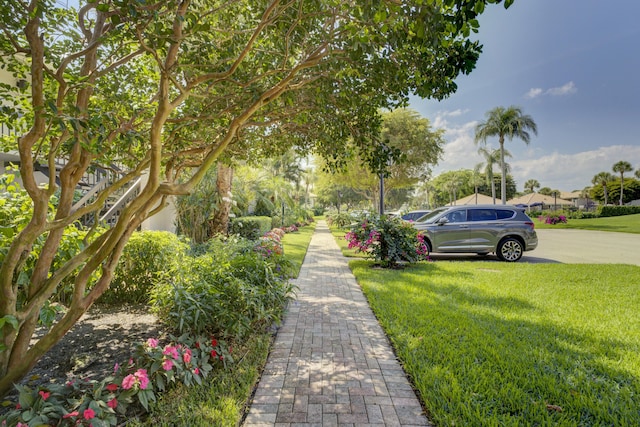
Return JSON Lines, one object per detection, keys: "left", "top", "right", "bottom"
{"left": 410, "top": 0, "right": 640, "bottom": 192}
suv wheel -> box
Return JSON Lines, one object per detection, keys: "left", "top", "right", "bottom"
{"left": 497, "top": 238, "right": 523, "bottom": 262}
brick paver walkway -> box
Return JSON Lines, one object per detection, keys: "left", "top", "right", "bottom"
{"left": 243, "top": 220, "right": 431, "bottom": 426}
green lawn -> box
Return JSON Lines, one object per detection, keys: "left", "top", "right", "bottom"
{"left": 281, "top": 222, "right": 317, "bottom": 275}
{"left": 535, "top": 213, "right": 640, "bottom": 233}
{"left": 349, "top": 260, "right": 640, "bottom": 426}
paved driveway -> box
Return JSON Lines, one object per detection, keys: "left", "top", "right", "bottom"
{"left": 522, "top": 229, "right": 640, "bottom": 265}
{"left": 425, "top": 229, "right": 639, "bottom": 265}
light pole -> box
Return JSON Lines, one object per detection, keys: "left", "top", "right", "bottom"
{"left": 379, "top": 173, "right": 384, "bottom": 215}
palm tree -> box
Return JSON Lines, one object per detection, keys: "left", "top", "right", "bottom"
{"left": 523, "top": 179, "right": 540, "bottom": 194}
{"left": 591, "top": 172, "right": 614, "bottom": 205}
{"left": 475, "top": 106, "right": 538, "bottom": 204}
{"left": 476, "top": 146, "right": 510, "bottom": 204}
{"left": 612, "top": 161, "right": 633, "bottom": 205}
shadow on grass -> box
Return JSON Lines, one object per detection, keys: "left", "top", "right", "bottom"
{"left": 357, "top": 262, "right": 640, "bottom": 426}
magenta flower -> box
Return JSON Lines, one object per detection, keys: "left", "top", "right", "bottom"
{"left": 163, "top": 358, "right": 174, "bottom": 371}
{"left": 136, "top": 369, "right": 150, "bottom": 389}
{"left": 121, "top": 374, "right": 136, "bottom": 390}
{"left": 83, "top": 408, "right": 96, "bottom": 420}
{"left": 147, "top": 338, "right": 159, "bottom": 348}
{"left": 107, "top": 398, "right": 118, "bottom": 409}
{"left": 183, "top": 348, "right": 192, "bottom": 364}
{"left": 163, "top": 345, "right": 179, "bottom": 360}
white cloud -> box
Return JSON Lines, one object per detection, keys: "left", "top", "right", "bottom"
{"left": 525, "top": 81, "right": 577, "bottom": 99}
{"left": 526, "top": 88, "right": 544, "bottom": 99}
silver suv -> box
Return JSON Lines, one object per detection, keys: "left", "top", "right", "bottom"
{"left": 412, "top": 205, "right": 538, "bottom": 262}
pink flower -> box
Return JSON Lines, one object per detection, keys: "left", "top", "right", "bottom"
{"left": 163, "top": 345, "right": 179, "bottom": 360}
{"left": 147, "top": 338, "right": 159, "bottom": 348}
{"left": 38, "top": 390, "right": 50, "bottom": 400}
{"left": 162, "top": 358, "right": 174, "bottom": 371}
{"left": 121, "top": 374, "right": 136, "bottom": 390}
{"left": 193, "top": 367, "right": 200, "bottom": 375}
{"left": 113, "top": 363, "right": 119, "bottom": 373}
{"left": 107, "top": 398, "right": 118, "bottom": 409}
{"left": 135, "top": 369, "right": 149, "bottom": 390}
{"left": 83, "top": 408, "right": 96, "bottom": 420}
{"left": 183, "top": 348, "right": 192, "bottom": 364}
{"left": 63, "top": 411, "right": 79, "bottom": 419}
{"left": 106, "top": 383, "right": 118, "bottom": 392}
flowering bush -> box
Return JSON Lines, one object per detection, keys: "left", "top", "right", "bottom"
{"left": 540, "top": 214, "right": 568, "bottom": 225}
{"left": 345, "top": 215, "right": 429, "bottom": 268}
{"left": 254, "top": 232, "right": 284, "bottom": 257}
{"left": 0, "top": 335, "right": 230, "bottom": 426}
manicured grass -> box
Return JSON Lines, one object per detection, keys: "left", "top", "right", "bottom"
{"left": 134, "top": 225, "right": 316, "bottom": 426}
{"left": 350, "top": 260, "right": 640, "bottom": 426}
{"left": 281, "top": 222, "right": 317, "bottom": 276}
{"left": 535, "top": 213, "right": 640, "bottom": 233}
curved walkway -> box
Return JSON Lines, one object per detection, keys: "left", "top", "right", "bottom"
{"left": 243, "top": 221, "right": 431, "bottom": 426}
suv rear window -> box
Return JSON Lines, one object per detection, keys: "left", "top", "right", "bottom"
{"left": 496, "top": 209, "right": 515, "bottom": 219}
{"left": 468, "top": 209, "right": 497, "bottom": 221}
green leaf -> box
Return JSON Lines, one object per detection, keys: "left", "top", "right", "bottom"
{"left": 0, "top": 315, "right": 19, "bottom": 330}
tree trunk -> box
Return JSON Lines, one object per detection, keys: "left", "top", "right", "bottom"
{"left": 210, "top": 163, "right": 234, "bottom": 235}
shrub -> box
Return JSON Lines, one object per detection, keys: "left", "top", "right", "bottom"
{"left": 539, "top": 214, "right": 568, "bottom": 225}
{"left": 596, "top": 205, "right": 640, "bottom": 217}
{"left": 326, "top": 212, "right": 353, "bottom": 228}
{"left": 345, "top": 215, "right": 429, "bottom": 268}
{"left": 102, "top": 231, "right": 189, "bottom": 304}
{"left": 149, "top": 235, "right": 295, "bottom": 340}
{"left": 229, "top": 216, "right": 272, "bottom": 240}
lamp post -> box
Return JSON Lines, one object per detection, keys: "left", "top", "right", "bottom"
{"left": 553, "top": 191, "right": 557, "bottom": 211}
{"left": 379, "top": 173, "right": 384, "bottom": 215}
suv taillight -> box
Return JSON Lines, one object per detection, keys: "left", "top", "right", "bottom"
{"left": 525, "top": 221, "right": 535, "bottom": 230}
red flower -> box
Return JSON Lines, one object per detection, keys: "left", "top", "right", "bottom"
{"left": 211, "top": 350, "right": 217, "bottom": 358}
{"left": 106, "top": 383, "right": 118, "bottom": 392}
{"left": 211, "top": 338, "right": 218, "bottom": 347}
{"left": 83, "top": 408, "right": 96, "bottom": 420}
{"left": 107, "top": 398, "right": 118, "bottom": 409}
{"left": 63, "top": 411, "right": 79, "bottom": 419}
{"left": 38, "top": 390, "right": 50, "bottom": 401}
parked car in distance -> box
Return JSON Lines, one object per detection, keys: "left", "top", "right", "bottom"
{"left": 411, "top": 205, "right": 537, "bottom": 262}
{"left": 401, "top": 210, "right": 432, "bottom": 222}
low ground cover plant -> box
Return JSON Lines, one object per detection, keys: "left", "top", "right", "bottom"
{"left": 350, "top": 260, "right": 640, "bottom": 426}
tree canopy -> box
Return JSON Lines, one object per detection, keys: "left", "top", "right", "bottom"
{"left": 0, "top": 0, "right": 514, "bottom": 395}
